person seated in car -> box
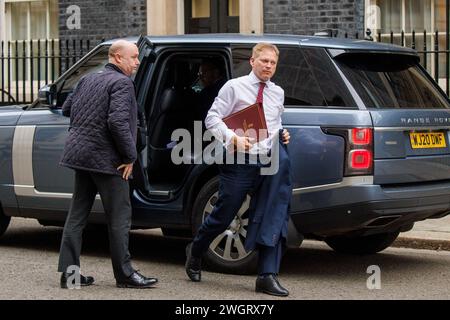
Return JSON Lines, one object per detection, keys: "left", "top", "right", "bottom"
{"left": 195, "top": 59, "right": 227, "bottom": 123}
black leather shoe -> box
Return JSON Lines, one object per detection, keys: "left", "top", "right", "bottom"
{"left": 60, "top": 272, "right": 94, "bottom": 289}
{"left": 185, "top": 242, "right": 201, "bottom": 282}
{"left": 255, "top": 274, "right": 289, "bottom": 297}
{"left": 116, "top": 271, "right": 158, "bottom": 289}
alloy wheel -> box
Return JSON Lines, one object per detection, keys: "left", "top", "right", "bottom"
{"left": 202, "top": 192, "right": 252, "bottom": 262}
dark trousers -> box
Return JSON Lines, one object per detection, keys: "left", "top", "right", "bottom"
{"left": 258, "top": 241, "right": 284, "bottom": 275}
{"left": 191, "top": 163, "right": 284, "bottom": 275}
{"left": 57, "top": 170, "right": 135, "bottom": 280}
{"left": 191, "top": 164, "right": 260, "bottom": 258}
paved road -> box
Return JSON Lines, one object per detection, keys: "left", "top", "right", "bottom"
{"left": 0, "top": 218, "right": 449, "bottom": 300}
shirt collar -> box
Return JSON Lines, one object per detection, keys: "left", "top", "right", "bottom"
{"left": 249, "top": 71, "right": 274, "bottom": 88}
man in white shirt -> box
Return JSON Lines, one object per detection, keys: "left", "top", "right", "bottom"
{"left": 185, "top": 43, "right": 291, "bottom": 297}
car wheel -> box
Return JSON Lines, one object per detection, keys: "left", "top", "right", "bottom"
{"left": 0, "top": 206, "right": 11, "bottom": 238}
{"left": 192, "top": 176, "right": 258, "bottom": 275}
{"left": 325, "top": 231, "right": 400, "bottom": 255}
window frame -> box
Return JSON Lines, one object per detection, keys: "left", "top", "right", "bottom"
{"left": 4, "top": 0, "right": 58, "bottom": 41}
{"left": 2, "top": 0, "right": 59, "bottom": 99}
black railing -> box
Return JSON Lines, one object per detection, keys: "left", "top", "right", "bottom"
{"left": 0, "top": 39, "right": 99, "bottom": 105}
{"left": 337, "top": 29, "right": 450, "bottom": 97}
{"left": 1, "top": 33, "right": 449, "bottom": 105}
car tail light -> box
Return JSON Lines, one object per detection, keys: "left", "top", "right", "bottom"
{"left": 351, "top": 128, "right": 372, "bottom": 145}
{"left": 349, "top": 150, "right": 372, "bottom": 170}
{"left": 323, "top": 127, "right": 374, "bottom": 176}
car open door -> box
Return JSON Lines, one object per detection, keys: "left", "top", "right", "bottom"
{"left": 128, "top": 37, "right": 156, "bottom": 196}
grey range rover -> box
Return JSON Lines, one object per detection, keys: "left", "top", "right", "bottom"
{"left": 0, "top": 34, "right": 449, "bottom": 274}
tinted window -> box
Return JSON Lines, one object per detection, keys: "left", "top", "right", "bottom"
{"left": 302, "top": 48, "right": 356, "bottom": 108}
{"left": 61, "top": 46, "right": 110, "bottom": 93}
{"left": 336, "top": 53, "right": 450, "bottom": 109}
{"left": 272, "top": 47, "right": 324, "bottom": 106}
{"left": 231, "top": 46, "right": 252, "bottom": 78}
{"left": 231, "top": 45, "right": 355, "bottom": 107}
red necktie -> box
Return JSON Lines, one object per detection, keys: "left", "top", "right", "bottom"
{"left": 256, "top": 82, "right": 266, "bottom": 104}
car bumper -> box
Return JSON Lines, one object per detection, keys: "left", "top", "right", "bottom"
{"left": 289, "top": 177, "right": 450, "bottom": 237}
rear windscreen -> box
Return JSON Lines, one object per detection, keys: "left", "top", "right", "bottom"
{"left": 335, "top": 53, "right": 450, "bottom": 109}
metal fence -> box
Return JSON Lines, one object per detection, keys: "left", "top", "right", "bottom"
{"left": 0, "top": 33, "right": 449, "bottom": 105}
{"left": 337, "top": 29, "right": 450, "bottom": 97}
{"left": 0, "top": 39, "right": 100, "bottom": 105}
{"left": 379, "top": 31, "right": 449, "bottom": 97}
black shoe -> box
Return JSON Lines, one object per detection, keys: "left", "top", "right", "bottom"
{"left": 185, "top": 242, "right": 201, "bottom": 282}
{"left": 60, "top": 272, "right": 94, "bottom": 289}
{"left": 116, "top": 271, "right": 158, "bottom": 289}
{"left": 255, "top": 274, "right": 289, "bottom": 297}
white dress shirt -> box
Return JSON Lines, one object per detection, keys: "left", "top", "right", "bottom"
{"left": 205, "top": 71, "right": 285, "bottom": 154}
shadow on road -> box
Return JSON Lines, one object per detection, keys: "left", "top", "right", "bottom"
{"left": 0, "top": 222, "right": 189, "bottom": 265}
{"left": 0, "top": 219, "right": 444, "bottom": 278}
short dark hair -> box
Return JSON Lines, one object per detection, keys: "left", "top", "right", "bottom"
{"left": 201, "top": 58, "right": 224, "bottom": 75}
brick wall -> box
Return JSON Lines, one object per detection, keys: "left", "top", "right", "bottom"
{"left": 264, "top": 0, "right": 365, "bottom": 38}
{"left": 57, "top": 0, "right": 367, "bottom": 46}
{"left": 58, "top": 0, "right": 147, "bottom": 45}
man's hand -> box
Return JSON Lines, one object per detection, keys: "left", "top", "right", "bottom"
{"left": 232, "top": 135, "right": 255, "bottom": 152}
{"left": 282, "top": 129, "right": 290, "bottom": 145}
{"left": 117, "top": 163, "right": 133, "bottom": 181}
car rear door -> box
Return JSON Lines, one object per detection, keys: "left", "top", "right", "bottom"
{"left": 231, "top": 44, "right": 374, "bottom": 214}
{"left": 334, "top": 52, "right": 450, "bottom": 185}
{"left": 127, "top": 37, "right": 155, "bottom": 195}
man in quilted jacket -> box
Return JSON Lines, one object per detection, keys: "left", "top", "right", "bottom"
{"left": 57, "top": 40, "right": 158, "bottom": 289}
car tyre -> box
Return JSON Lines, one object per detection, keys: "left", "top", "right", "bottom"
{"left": 325, "top": 231, "right": 400, "bottom": 255}
{"left": 192, "top": 176, "right": 258, "bottom": 275}
{"left": 0, "top": 206, "right": 11, "bottom": 238}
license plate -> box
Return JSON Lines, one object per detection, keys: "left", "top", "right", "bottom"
{"left": 409, "top": 132, "right": 447, "bottom": 149}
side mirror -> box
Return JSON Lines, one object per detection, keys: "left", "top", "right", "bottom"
{"left": 38, "top": 84, "right": 57, "bottom": 108}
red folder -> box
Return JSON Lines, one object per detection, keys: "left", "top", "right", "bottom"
{"left": 223, "top": 103, "right": 268, "bottom": 142}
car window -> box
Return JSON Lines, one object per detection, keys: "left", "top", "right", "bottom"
{"left": 302, "top": 48, "right": 357, "bottom": 108}
{"left": 50, "top": 46, "right": 110, "bottom": 108}
{"left": 231, "top": 46, "right": 252, "bottom": 78}
{"left": 60, "top": 45, "right": 110, "bottom": 93}
{"left": 335, "top": 53, "right": 450, "bottom": 109}
{"left": 231, "top": 45, "right": 356, "bottom": 108}
{"left": 271, "top": 47, "right": 325, "bottom": 106}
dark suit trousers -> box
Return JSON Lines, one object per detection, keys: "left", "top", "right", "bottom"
{"left": 258, "top": 241, "right": 284, "bottom": 275}
{"left": 57, "top": 170, "right": 135, "bottom": 280}
{"left": 191, "top": 164, "right": 260, "bottom": 258}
